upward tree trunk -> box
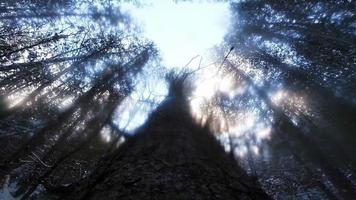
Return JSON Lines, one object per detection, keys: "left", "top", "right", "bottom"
{"left": 64, "top": 79, "right": 269, "bottom": 200}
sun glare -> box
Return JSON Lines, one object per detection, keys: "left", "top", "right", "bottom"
{"left": 122, "top": 0, "right": 231, "bottom": 68}
{"left": 116, "top": 1, "right": 233, "bottom": 133}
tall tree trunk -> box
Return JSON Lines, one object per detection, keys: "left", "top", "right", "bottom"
{"left": 64, "top": 77, "right": 269, "bottom": 200}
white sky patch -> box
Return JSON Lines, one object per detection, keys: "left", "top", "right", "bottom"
{"left": 114, "top": 1, "right": 232, "bottom": 133}
{"left": 122, "top": 0, "right": 231, "bottom": 68}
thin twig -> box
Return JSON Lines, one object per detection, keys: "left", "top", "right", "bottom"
{"left": 31, "top": 152, "right": 52, "bottom": 168}
{"left": 184, "top": 55, "right": 200, "bottom": 68}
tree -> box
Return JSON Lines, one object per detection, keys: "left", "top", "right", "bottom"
{"left": 218, "top": 0, "right": 356, "bottom": 198}
{"left": 61, "top": 74, "right": 270, "bottom": 200}
{"left": 0, "top": 1, "right": 156, "bottom": 198}
{"left": 1, "top": 0, "right": 354, "bottom": 199}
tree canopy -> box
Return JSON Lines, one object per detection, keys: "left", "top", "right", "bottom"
{"left": 0, "top": 0, "right": 355, "bottom": 199}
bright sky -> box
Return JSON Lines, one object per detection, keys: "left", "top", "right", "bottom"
{"left": 122, "top": 0, "right": 231, "bottom": 68}
{"left": 113, "top": 0, "right": 233, "bottom": 133}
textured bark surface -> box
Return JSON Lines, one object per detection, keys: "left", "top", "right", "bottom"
{"left": 64, "top": 85, "right": 269, "bottom": 200}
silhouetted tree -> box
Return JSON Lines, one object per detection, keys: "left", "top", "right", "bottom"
{"left": 0, "top": 1, "right": 155, "bottom": 198}
{"left": 220, "top": 0, "right": 356, "bottom": 198}
{"left": 61, "top": 74, "right": 270, "bottom": 200}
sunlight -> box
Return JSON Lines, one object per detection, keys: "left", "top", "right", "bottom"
{"left": 193, "top": 67, "right": 221, "bottom": 100}
{"left": 235, "top": 145, "right": 248, "bottom": 158}
{"left": 190, "top": 97, "right": 204, "bottom": 118}
{"left": 228, "top": 84, "right": 247, "bottom": 99}
{"left": 122, "top": 0, "right": 231, "bottom": 68}
{"left": 5, "top": 87, "right": 35, "bottom": 108}
{"left": 251, "top": 145, "right": 259, "bottom": 155}
{"left": 256, "top": 127, "right": 272, "bottom": 140}
{"left": 219, "top": 74, "right": 236, "bottom": 94}
{"left": 110, "top": 0, "right": 232, "bottom": 133}
{"left": 59, "top": 96, "right": 75, "bottom": 110}
{"left": 191, "top": 65, "right": 236, "bottom": 102}
{"left": 100, "top": 125, "right": 112, "bottom": 143}
{"left": 271, "top": 89, "right": 311, "bottom": 118}
{"left": 113, "top": 96, "right": 151, "bottom": 133}
{"left": 189, "top": 65, "right": 239, "bottom": 125}
{"left": 271, "top": 89, "right": 288, "bottom": 105}
{"left": 228, "top": 112, "right": 257, "bottom": 136}
{"left": 227, "top": 53, "right": 267, "bottom": 86}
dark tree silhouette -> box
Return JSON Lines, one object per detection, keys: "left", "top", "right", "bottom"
{"left": 62, "top": 74, "right": 270, "bottom": 200}
{"left": 218, "top": 0, "right": 356, "bottom": 198}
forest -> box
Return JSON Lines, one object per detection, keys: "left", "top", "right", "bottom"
{"left": 0, "top": 0, "right": 355, "bottom": 199}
